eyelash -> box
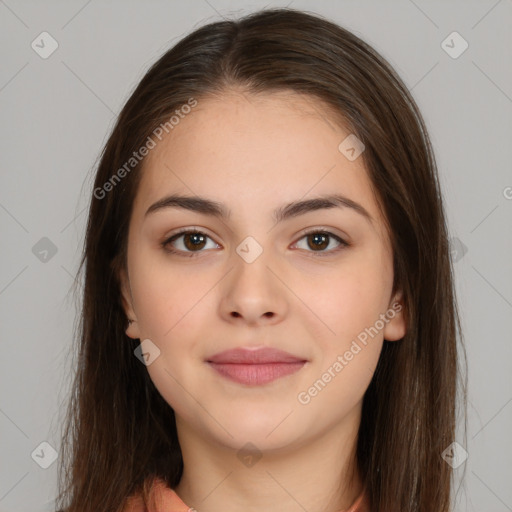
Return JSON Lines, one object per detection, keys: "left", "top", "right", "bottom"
{"left": 161, "top": 228, "right": 350, "bottom": 258}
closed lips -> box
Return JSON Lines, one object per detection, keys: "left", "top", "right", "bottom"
{"left": 206, "top": 347, "right": 307, "bottom": 364}
{"left": 205, "top": 347, "right": 308, "bottom": 386}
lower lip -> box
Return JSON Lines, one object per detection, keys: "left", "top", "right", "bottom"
{"left": 207, "top": 362, "right": 306, "bottom": 386}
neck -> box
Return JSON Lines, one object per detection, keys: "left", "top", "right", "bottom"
{"left": 173, "top": 403, "right": 364, "bottom": 512}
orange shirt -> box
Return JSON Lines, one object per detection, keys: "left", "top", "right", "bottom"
{"left": 123, "top": 477, "right": 370, "bottom": 512}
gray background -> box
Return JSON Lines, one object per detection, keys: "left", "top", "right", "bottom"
{"left": 0, "top": 0, "right": 511, "bottom": 511}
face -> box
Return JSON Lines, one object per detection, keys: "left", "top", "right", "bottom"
{"left": 119, "top": 89, "right": 406, "bottom": 452}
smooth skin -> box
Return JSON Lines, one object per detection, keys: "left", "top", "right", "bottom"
{"left": 120, "top": 88, "right": 407, "bottom": 512}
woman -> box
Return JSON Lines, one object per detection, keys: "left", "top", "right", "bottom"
{"left": 55, "top": 7, "right": 467, "bottom": 512}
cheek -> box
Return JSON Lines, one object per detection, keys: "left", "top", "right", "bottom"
{"left": 129, "top": 250, "right": 206, "bottom": 339}
{"left": 307, "top": 261, "right": 388, "bottom": 328}
{"left": 129, "top": 255, "right": 209, "bottom": 416}
{"left": 297, "top": 254, "right": 390, "bottom": 366}
{"left": 297, "top": 270, "right": 386, "bottom": 412}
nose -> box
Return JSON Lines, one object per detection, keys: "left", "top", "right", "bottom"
{"left": 219, "top": 247, "right": 288, "bottom": 327}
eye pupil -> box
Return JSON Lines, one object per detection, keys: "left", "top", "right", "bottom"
{"left": 308, "top": 233, "right": 329, "bottom": 250}
{"left": 184, "top": 232, "right": 206, "bottom": 250}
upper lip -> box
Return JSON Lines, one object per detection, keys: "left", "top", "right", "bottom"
{"left": 206, "top": 347, "right": 306, "bottom": 364}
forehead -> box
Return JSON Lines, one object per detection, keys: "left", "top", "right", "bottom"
{"left": 133, "top": 90, "right": 387, "bottom": 237}
{"left": 143, "top": 88, "right": 351, "bottom": 171}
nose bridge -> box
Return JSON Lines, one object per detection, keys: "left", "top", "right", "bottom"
{"left": 231, "top": 233, "right": 276, "bottom": 287}
{"left": 220, "top": 233, "right": 286, "bottom": 322}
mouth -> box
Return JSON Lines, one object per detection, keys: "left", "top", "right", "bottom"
{"left": 205, "top": 347, "right": 308, "bottom": 386}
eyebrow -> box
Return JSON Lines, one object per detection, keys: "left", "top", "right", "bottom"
{"left": 144, "top": 193, "right": 374, "bottom": 226}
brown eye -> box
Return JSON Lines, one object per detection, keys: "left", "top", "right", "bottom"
{"left": 182, "top": 232, "right": 207, "bottom": 251}
{"left": 294, "top": 230, "right": 349, "bottom": 256}
{"left": 162, "top": 230, "right": 218, "bottom": 256}
{"left": 307, "top": 232, "right": 329, "bottom": 251}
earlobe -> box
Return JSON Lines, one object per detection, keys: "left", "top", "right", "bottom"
{"left": 125, "top": 318, "right": 141, "bottom": 340}
{"left": 383, "top": 292, "right": 407, "bottom": 342}
{"left": 118, "top": 267, "right": 141, "bottom": 340}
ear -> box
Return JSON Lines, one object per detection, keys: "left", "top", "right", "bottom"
{"left": 383, "top": 289, "right": 407, "bottom": 342}
{"left": 118, "top": 267, "right": 141, "bottom": 340}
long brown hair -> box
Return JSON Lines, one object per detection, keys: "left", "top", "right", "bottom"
{"left": 55, "top": 7, "right": 467, "bottom": 512}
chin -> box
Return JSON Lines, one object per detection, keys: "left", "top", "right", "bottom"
{"left": 219, "top": 413, "right": 305, "bottom": 447}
